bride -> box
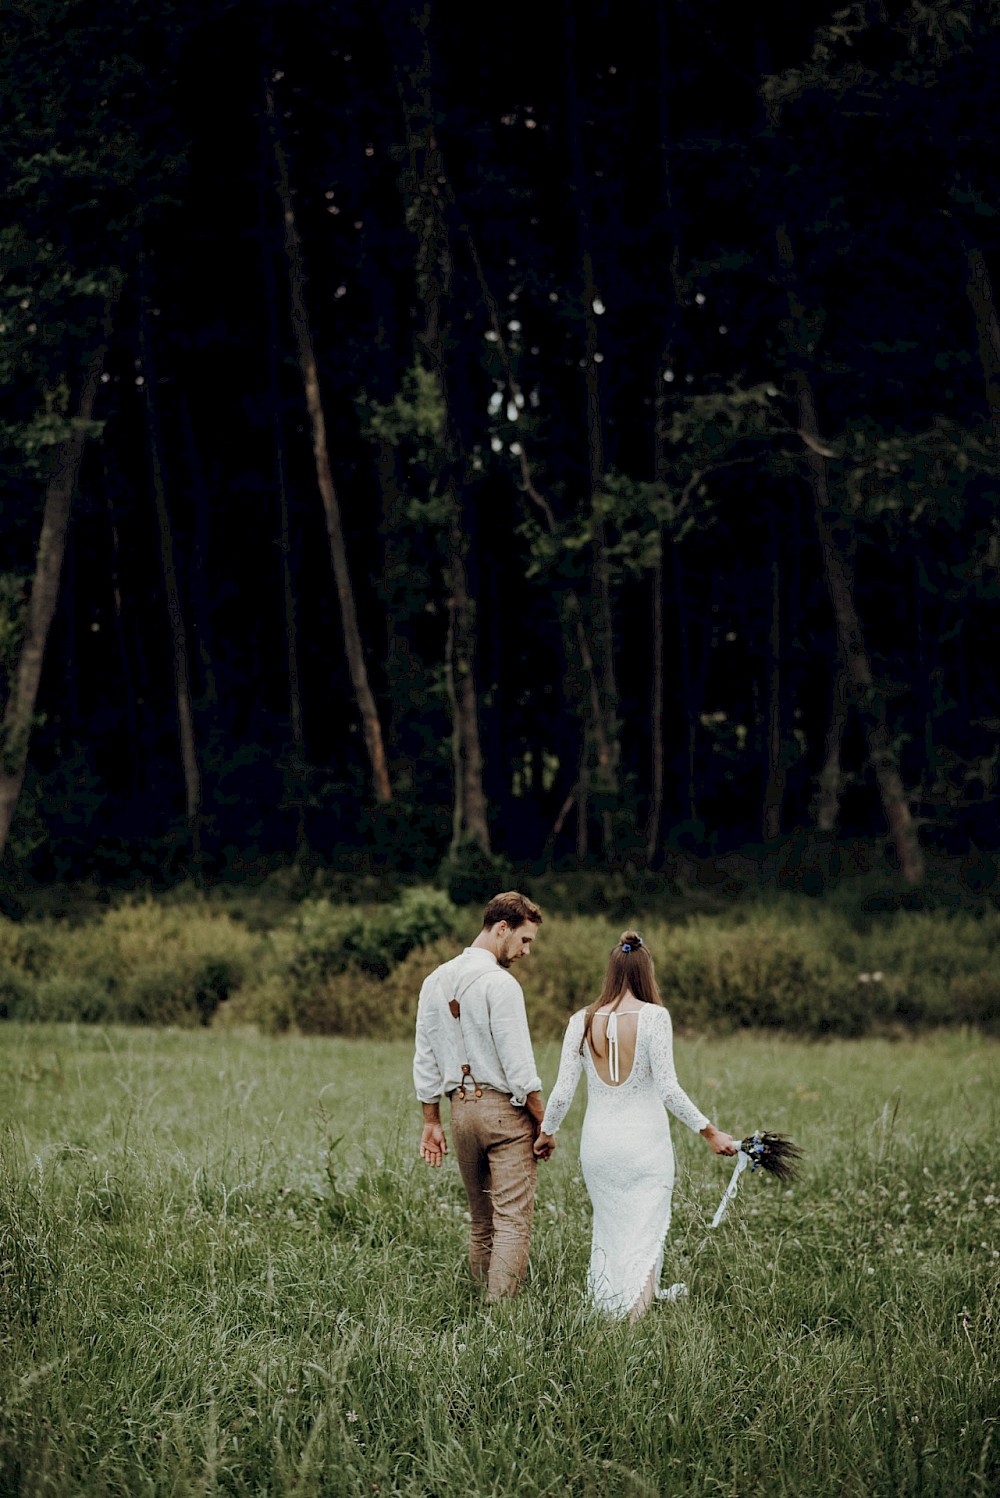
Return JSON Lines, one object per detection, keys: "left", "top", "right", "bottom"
{"left": 533, "top": 931, "right": 735, "bottom": 1322}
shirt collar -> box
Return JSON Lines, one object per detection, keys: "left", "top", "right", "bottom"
{"left": 463, "top": 946, "right": 498, "bottom": 966}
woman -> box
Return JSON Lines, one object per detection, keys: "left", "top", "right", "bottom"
{"left": 533, "top": 931, "right": 735, "bottom": 1322}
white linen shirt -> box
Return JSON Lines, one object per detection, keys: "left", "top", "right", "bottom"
{"left": 413, "top": 947, "right": 542, "bottom": 1107}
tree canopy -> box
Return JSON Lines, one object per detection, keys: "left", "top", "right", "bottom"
{"left": 1, "top": 0, "right": 998, "bottom": 885}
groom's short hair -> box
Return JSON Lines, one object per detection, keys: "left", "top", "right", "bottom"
{"left": 482, "top": 891, "right": 543, "bottom": 930}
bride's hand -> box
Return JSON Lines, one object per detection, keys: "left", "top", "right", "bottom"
{"left": 700, "top": 1123, "right": 737, "bottom": 1156}
{"left": 533, "top": 1131, "right": 556, "bottom": 1160}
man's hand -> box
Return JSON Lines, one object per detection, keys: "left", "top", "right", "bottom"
{"left": 533, "top": 1131, "right": 556, "bottom": 1160}
{"left": 420, "top": 1121, "right": 448, "bottom": 1167}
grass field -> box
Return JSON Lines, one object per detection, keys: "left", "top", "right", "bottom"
{"left": 1, "top": 1023, "right": 998, "bottom": 1496}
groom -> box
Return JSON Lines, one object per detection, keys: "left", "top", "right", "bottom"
{"left": 414, "top": 891, "right": 553, "bottom": 1300}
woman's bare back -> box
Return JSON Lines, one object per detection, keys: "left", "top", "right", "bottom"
{"left": 588, "top": 1000, "right": 644, "bottom": 1085}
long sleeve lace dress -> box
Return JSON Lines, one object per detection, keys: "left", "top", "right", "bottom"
{"left": 540, "top": 1003, "right": 709, "bottom": 1318}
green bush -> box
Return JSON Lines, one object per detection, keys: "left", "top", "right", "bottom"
{"left": 13, "top": 974, "right": 115, "bottom": 1024}
{"left": 216, "top": 974, "right": 296, "bottom": 1035}
{"left": 437, "top": 842, "right": 514, "bottom": 907}
{"left": 283, "top": 902, "right": 1000, "bottom": 1043}
{"left": 287, "top": 886, "right": 460, "bottom": 985}
{"left": 658, "top": 915, "right": 877, "bottom": 1036}
{"left": 529, "top": 869, "right": 679, "bottom": 920}
{"left": 0, "top": 902, "right": 265, "bottom": 1026}
{"left": 290, "top": 936, "right": 457, "bottom": 1038}
{"left": 949, "top": 972, "right": 1000, "bottom": 1030}
{"left": 0, "top": 968, "right": 27, "bottom": 1020}
{"left": 2, "top": 881, "right": 998, "bottom": 1039}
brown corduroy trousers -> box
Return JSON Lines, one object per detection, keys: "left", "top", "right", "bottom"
{"left": 450, "top": 1091, "right": 538, "bottom": 1300}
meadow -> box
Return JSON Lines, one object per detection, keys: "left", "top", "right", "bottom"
{"left": 1, "top": 1021, "right": 998, "bottom": 1496}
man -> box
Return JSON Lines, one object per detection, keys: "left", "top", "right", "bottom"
{"left": 413, "top": 890, "right": 554, "bottom": 1300}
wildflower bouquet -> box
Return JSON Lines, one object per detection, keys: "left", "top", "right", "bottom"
{"left": 710, "top": 1131, "right": 803, "bottom": 1228}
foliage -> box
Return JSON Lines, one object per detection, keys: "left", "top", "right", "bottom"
{"left": 0, "top": 1024, "right": 997, "bottom": 1495}
{"left": 285, "top": 935, "right": 457, "bottom": 1038}
{"left": 837, "top": 418, "right": 1000, "bottom": 561}
{"left": 761, "top": 0, "right": 1000, "bottom": 119}
{"left": 0, "top": 573, "right": 27, "bottom": 685}
{"left": 0, "top": 0, "right": 164, "bottom": 473}
{"left": 0, "top": 901, "right": 263, "bottom": 1025}
{"left": 7, "top": 745, "right": 107, "bottom": 875}
{"left": 0, "top": 0, "right": 999, "bottom": 877}
{"left": 285, "top": 885, "right": 462, "bottom": 985}
{"left": 3, "top": 882, "right": 1000, "bottom": 1039}
{"left": 436, "top": 840, "right": 515, "bottom": 907}
{"left": 364, "top": 359, "right": 446, "bottom": 451}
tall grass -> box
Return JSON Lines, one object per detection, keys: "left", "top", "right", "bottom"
{"left": 2, "top": 1024, "right": 997, "bottom": 1495}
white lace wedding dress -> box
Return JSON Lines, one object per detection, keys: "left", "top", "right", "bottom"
{"left": 541, "top": 1003, "right": 709, "bottom": 1318}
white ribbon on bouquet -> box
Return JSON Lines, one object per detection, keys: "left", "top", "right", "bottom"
{"left": 709, "top": 1147, "right": 750, "bottom": 1229}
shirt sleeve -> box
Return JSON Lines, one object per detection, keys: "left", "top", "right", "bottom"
{"left": 540, "top": 1010, "right": 585, "bottom": 1134}
{"left": 413, "top": 974, "right": 445, "bottom": 1104}
{"left": 486, "top": 973, "right": 542, "bottom": 1105}
{"left": 647, "top": 1006, "right": 710, "bottom": 1132}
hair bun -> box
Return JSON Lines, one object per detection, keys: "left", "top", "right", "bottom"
{"left": 619, "top": 930, "right": 643, "bottom": 951}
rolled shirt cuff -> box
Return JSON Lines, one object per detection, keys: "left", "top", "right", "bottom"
{"left": 508, "top": 1073, "right": 542, "bottom": 1108}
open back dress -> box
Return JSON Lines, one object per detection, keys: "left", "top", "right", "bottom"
{"left": 540, "top": 1003, "right": 709, "bottom": 1318}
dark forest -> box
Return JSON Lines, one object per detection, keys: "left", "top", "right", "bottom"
{"left": 3, "top": 0, "right": 999, "bottom": 893}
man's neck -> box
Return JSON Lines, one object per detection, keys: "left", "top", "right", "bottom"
{"left": 470, "top": 932, "right": 499, "bottom": 962}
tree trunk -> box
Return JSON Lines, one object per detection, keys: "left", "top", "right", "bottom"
{"left": 390, "top": 31, "right": 490, "bottom": 852}
{"left": 566, "top": 3, "right": 619, "bottom": 861}
{"left": 368, "top": 269, "right": 412, "bottom": 780}
{"left": 762, "top": 528, "right": 785, "bottom": 841}
{"left": 376, "top": 431, "right": 408, "bottom": 768}
{"left": 100, "top": 455, "right": 141, "bottom": 790}
{"left": 258, "top": 140, "right": 307, "bottom": 852}
{"left": 461, "top": 224, "right": 608, "bottom": 859}
{"left": 964, "top": 242, "right": 1000, "bottom": 442}
{"left": 179, "top": 400, "right": 218, "bottom": 706}
{"left": 672, "top": 546, "right": 698, "bottom": 827}
{"left": 444, "top": 497, "right": 490, "bottom": 852}
{"left": 137, "top": 292, "right": 202, "bottom": 860}
{"left": 264, "top": 84, "right": 392, "bottom": 805}
{"left": 914, "top": 555, "right": 937, "bottom": 802}
{"left": 645, "top": 543, "right": 665, "bottom": 862}
{"left": 645, "top": 0, "right": 685, "bottom": 864}
{"left": 0, "top": 342, "right": 108, "bottom": 860}
{"left": 816, "top": 659, "right": 847, "bottom": 833}
{"left": 811, "top": 468, "right": 922, "bottom": 880}
{"left": 62, "top": 519, "right": 79, "bottom": 726}
{"left": 777, "top": 224, "right": 924, "bottom": 882}
{"left": 276, "top": 446, "right": 304, "bottom": 755}
{"left": 443, "top": 594, "right": 463, "bottom": 851}
{"left": 576, "top": 769, "right": 589, "bottom": 863}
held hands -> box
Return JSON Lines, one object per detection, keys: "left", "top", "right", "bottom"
{"left": 533, "top": 1131, "right": 556, "bottom": 1160}
{"left": 700, "top": 1123, "right": 738, "bottom": 1156}
{"left": 419, "top": 1122, "right": 448, "bottom": 1167}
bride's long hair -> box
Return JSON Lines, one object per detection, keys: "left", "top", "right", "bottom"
{"left": 580, "top": 930, "right": 663, "bottom": 1057}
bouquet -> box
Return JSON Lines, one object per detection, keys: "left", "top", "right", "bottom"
{"left": 739, "top": 1131, "right": 802, "bottom": 1180}
{"left": 710, "top": 1130, "right": 803, "bottom": 1228}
